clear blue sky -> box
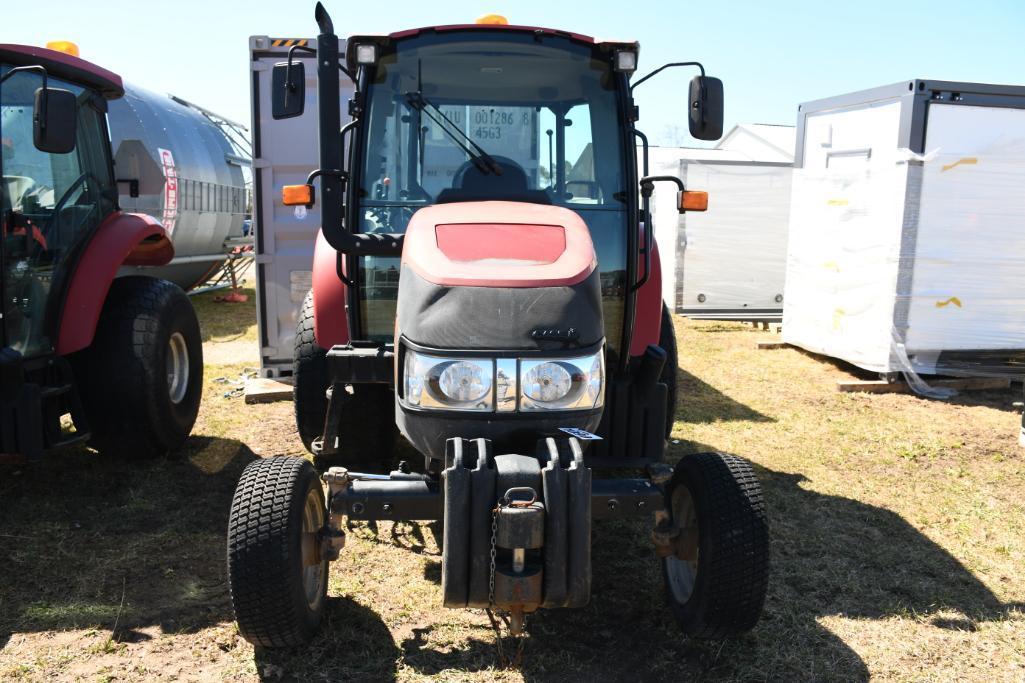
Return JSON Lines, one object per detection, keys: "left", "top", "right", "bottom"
{"left": 4, "top": 0, "right": 1025, "bottom": 146}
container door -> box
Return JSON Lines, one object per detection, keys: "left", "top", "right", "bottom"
{"left": 906, "top": 103, "right": 1025, "bottom": 355}
{"left": 782, "top": 99, "right": 908, "bottom": 372}
{"left": 249, "top": 36, "right": 354, "bottom": 376}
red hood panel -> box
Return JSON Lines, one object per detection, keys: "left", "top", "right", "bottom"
{"left": 402, "top": 201, "right": 596, "bottom": 288}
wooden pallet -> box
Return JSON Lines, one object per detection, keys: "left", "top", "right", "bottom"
{"left": 836, "top": 377, "right": 1011, "bottom": 394}
{"left": 244, "top": 377, "right": 293, "bottom": 404}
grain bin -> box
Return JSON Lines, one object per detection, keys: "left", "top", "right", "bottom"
{"left": 109, "top": 83, "right": 249, "bottom": 290}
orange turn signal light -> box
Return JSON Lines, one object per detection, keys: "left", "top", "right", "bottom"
{"left": 282, "top": 184, "right": 314, "bottom": 207}
{"left": 679, "top": 190, "right": 708, "bottom": 212}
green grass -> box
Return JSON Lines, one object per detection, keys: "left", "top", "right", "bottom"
{"left": 1, "top": 306, "right": 1023, "bottom": 681}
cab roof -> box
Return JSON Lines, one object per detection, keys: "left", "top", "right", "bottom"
{"left": 0, "top": 44, "right": 124, "bottom": 99}
{"left": 346, "top": 23, "right": 638, "bottom": 73}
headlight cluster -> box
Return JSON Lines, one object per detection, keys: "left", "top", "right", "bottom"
{"left": 403, "top": 349, "right": 604, "bottom": 412}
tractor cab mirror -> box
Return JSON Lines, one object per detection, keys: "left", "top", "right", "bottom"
{"left": 33, "top": 87, "right": 77, "bottom": 154}
{"left": 272, "top": 61, "right": 305, "bottom": 119}
{"left": 688, "top": 76, "right": 724, "bottom": 141}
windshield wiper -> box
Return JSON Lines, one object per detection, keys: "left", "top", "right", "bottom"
{"left": 404, "top": 91, "right": 503, "bottom": 176}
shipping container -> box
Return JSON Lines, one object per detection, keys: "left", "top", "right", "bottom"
{"left": 249, "top": 36, "right": 354, "bottom": 376}
{"left": 783, "top": 80, "right": 1025, "bottom": 377}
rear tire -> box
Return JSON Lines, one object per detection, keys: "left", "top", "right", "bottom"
{"left": 662, "top": 451, "right": 769, "bottom": 638}
{"left": 75, "top": 277, "right": 202, "bottom": 458}
{"left": 227, "top": 456, "right": 328, "bottom": 648}
{"left": 293, "top": 291, "right": 396, "bottom": 470}
{"left": 659, "top": 304, "right": 679, "bottom": 439}
{"left": 293, "top": 291, "right": 329, "bottom": 452}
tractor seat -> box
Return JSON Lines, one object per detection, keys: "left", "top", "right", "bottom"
{"left": 436, "top": 155, "right": 552, "bottom": 206}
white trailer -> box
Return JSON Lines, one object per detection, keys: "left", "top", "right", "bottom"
{"left": 783, "top": 79, "right": 1025, "bottom": 378}
{"left": 249, "top": 36, "right": 354, "bottom": 376}
{"left": 649, "top": 128, "right": 793, "bottom": 321}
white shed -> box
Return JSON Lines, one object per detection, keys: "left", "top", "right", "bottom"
{"left": 649, "top": 124, "right": 795, "bottom": 320}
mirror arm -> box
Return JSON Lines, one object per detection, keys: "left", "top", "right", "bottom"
{"left": 639, "top": 175, "right": 684, "bottom": 198}
{"left": 629, "top": 61, "right": 705, "bottom": 94}
{"left": 284, "top": 44, "right": 316, "bottom": 106}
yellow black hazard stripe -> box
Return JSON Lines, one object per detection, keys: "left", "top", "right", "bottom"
{"left": 271, "top": 39, "right": 309, "bottom": 48}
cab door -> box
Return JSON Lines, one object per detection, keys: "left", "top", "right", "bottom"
{"left": 0, "top": 66, "right": 115, "bottom": 358}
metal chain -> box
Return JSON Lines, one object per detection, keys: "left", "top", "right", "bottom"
{"left": 488, "top": 502, "right": 499, "bottom": 608}
{"left": 485, "top": 497, "right": 527, "bottom": 668}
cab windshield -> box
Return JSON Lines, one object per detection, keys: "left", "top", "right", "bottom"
{"left": 356, "top": 31, "right": 629, "bottom": 353}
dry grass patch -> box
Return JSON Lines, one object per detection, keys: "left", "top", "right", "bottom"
{"left": 1, "top": 304, "right": 1023, "bottom": 681}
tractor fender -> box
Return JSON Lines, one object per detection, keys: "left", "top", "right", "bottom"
{"left": 629, "top": 228, "right": 663, "bottom": 358}
{"left": 311, "top": 229, "right": 350, "bottom": 349}
{"left": 56, "top": 211, "right": 174, "bottom": 356}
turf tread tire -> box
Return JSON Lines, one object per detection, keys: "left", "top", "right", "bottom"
{"left": 227, "top": 456, "right": 327, "bottom": 648}
{"left": 663, "top": 451, "right": 769, "bottom": 638}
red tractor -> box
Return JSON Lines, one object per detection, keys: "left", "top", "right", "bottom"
{"left": 0, "top": 44, "right": 202, "bottom": 461}
{"left": 227, "top": 4, "right": 768, "bottom": 647}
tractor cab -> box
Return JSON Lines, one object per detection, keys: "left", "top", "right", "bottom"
{"left": 1, "top": 46, "right": 119, "bottom": 359}
{"left": 348, "top": 27, "right": 634, "bottom": 354}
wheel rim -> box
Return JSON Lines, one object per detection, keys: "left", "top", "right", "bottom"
{"left": 300, "top": 487, "right": 326, "bottom": 611}
{"left": 664, "top": 485, "right": 699, "bottom": 604}
{"left": 166, "top": 332, "right": 190, "bottom": 404}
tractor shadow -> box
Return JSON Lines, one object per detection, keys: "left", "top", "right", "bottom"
{"left": 0, "top": 435, "right": 257, "bottom": 650}
{"left": 252, "top": 596, "right": 399, "bottom": 682}
{"left": 397, "top": 459, "right": 1020, "bottom": 682}
{"left": 674, "top": 366, "right": 774, "bottom": 424}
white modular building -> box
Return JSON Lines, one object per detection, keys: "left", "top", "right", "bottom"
{"left": 649, "top": 124, "right": 794, "bottom": 321}
{"left": 782, "top": 80, "right": 1025, "bottom": 377}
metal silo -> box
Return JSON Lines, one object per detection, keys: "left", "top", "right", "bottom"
{"left": 109, "top": 82, "right": 249, "bottom": 290}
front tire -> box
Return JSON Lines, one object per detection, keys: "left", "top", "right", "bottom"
{"left": 227, "top": 456, "right": 328, "bottom": 648}
{"left": 662, "top": 452, "right": 769, "bottom": 638}
{"left": 75, "top": 277, "right": 202, "bottom": 458}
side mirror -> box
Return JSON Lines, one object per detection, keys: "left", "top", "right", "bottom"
{"left": 33, "top": 87, "right": 77, "bottom": 154}
{"left": 272, "top": 61, "right": 305, "bottom": 119}
{"left": 688, "top": 76, "right": 724, "bottom": 141}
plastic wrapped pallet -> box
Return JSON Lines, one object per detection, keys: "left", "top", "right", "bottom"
{"left": 783, "top": 80, "right": 1025, "bottom": 382}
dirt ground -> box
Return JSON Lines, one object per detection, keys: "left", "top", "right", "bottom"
{"left": 1, "top": 288, "right": 1023, "bottom": 682}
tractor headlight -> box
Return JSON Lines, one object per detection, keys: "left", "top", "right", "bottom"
{"left": 404, "top": 352, "right": 494, "bottom": 411}
{"left": 520, "top": 350, "right": 604, "bottom": 411}
{"left": 402, "top": 348, "right": 604, "bottom": 412}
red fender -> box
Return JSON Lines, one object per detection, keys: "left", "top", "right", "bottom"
{"left": 630, "top": 226, "right": 663, "bottom": 357}
{"left": 56, "top": 211, "right": 174, "bottom": 356}
{"left": 311, "top": 229, "right": 350, "bottom": 349}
